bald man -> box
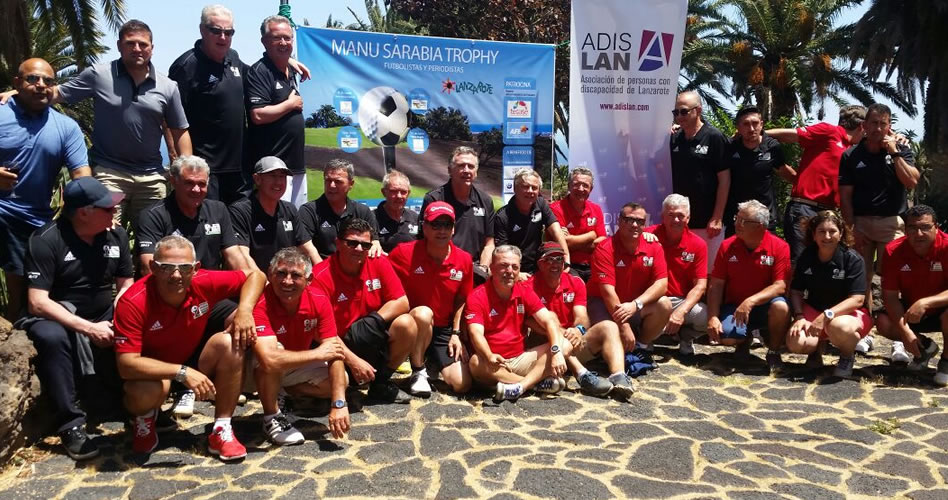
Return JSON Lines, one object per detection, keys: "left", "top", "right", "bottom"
{"left": 0, "top": 58, "right": 91, "bottom": 320}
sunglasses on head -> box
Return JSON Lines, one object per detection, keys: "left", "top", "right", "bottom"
{"left": 341, "top": 239, "right": 372, "bottom": 250}
{"left": 24, "top": 74, "right": 57, "bottom": 86}
{"left": 204, "top": 25, "right": 235, "bottom": 37}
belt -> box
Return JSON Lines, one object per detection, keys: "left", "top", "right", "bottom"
{"left": 789, "top": 197, "right": 835, "bottom": 211}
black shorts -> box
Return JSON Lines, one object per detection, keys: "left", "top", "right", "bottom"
{"left": 206, "top": 299, "right": 237, "bottom": 336}
{"left": 0, "top": 215, "right": 38, "bottom": 275}
{"left": 783, "top": 201, "right": 821, "bottom": 263}
{"left": 343, "top": 314, "right": 390, "bottom": 372}
{"left": 426, "top": 326, "right": 459, "bottom": 371}
{"left": 908, "top": 307, "right": 945, "bottom": 335}
{"left": 569, "top": 263, "right": 591, "bottom": 282}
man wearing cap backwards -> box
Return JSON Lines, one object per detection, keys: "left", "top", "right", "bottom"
{"left": 21, "top": 177, "right": 133, "bottom": 460}
{"left": 114, "top": 234, "right": 266, "bottom": 461}
{"left": 525, "top": 242, "right": 636, "bottom": 399}
{"left": 230, "top": 156, "right": 299, "bottom": 272}
{"left": 389, "top": 201, "right": 474, "bottom": 396}
{"left": 375, "top": 170, "right": 420, "bottom": 253}
{"left": 465, "top": 245, "right": 574, "bottom": 402}
{"left": 0, "top": 57, "right": 91, "bottom": 321}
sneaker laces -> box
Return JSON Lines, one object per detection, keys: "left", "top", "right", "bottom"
{"left": 270, "top": 414, "right": 292, "bottom": 432}
{"left": 503, "top": 384, "right": 521, "bottom": 398}
{"left": 179, "top": 391, "right": 195, "bottom": 405}
{"left": 537, "top": 378, "right": 556, "bottom": 390}
{"left": 135, "top": 418, "right": 152, "bottom": 437}
{"left": 215, "top": 426, "right": 235, "bottom": 442}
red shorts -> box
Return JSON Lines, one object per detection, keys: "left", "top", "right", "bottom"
{"left": 802, "top": 303, "right": 873, "bottom": 339}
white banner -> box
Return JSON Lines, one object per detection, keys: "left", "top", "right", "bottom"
{"left": 569, "top": 0, "right": 688, "bottom": 232}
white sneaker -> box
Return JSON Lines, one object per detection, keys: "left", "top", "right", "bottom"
{"left": 855, "top": 335, "right": 874, "bottom": 354}
{"left": 171, "top": 390, "right": 195, "bottom": 418}
{"left": 408, "top": 368, "right": 432, "bottom": 397}
{"left": 263, "top": 414, "right": 303, "bottom": 446}
{"left": 750, "top": 330, "right": 764, "bottom": 348}
{"left": 891, "top": 341, "right": 912, "bottom": 364}
{"left": 934, "top": 358, "right": 948, "bottom": 386}
{"left": 679, "top": 338, "right": 695, "bottom": 356}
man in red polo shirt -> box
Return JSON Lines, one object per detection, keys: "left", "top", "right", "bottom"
{"left": 389, "top": 202, "right": 474, "bottom": 396}
{"left": 249, "top": 247, "right": 349, "bottom": 446}
{"left": 526, "top": 242, "right": 635, "bottom": 399}
{"left": 588, "top": 202, "right": 672, "bottom": 352}
{"left": 646, "top": 194, "right": 709, "bottom": 355}
{"left": 550, "top": 168, "right": 607, "bottom": 282}
{"left": 310, "top": 217, "right": 417, "bottom": 404}
{"left": 707, "top": 200, "right": 791, "bottom": 371}
{"left": 466, "top": 245, "right": 571, "bottom": 402}
{"left": 114, "top": 235, "right": 266, "bottom": 461}
{"left": 876, "top": 205, "right": 948, "bottom": 384}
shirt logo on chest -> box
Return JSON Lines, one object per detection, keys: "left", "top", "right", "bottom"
{"left": 275, "top": 82, "right": 283, "bottom": 90}
{"left": 616, "top": 260, "right": 626, "bottom": 267}
{"left": 64, "top": 251, "right": 76, "bottom": 262}
{"left": 408, "top": 224, "right": 418, "bottom": 234}
{"left": 901, "top": 264, "right": 912, "bottom": 272}
{"left": 642, "top": 256, "right": 654, "bottom": 267}
{"left": 365, "top": 278, "right": 382, "bottom": 291}
{"left": 321, "top": 221, "right": 332, "bottom": 228}
{"left": 208, "top": 74, "right": 219, "bottom": 84}
{"left": 204, "top": 223, "right": 221, "bottom": 235}
{"left": 760, "top": 255, "right": 774, "bottom": 266}
{"left": 512, "top": 224, "right": 522, "bottom": 232}
{"left": 255, "top": 224, "right": 266, "bottom": 232}
{"left": 694, "top": 145, "right": 709, "bottom": 155}
{"left": 563, "top": 292, "right": 575, "bottom": 303}
{"left": 856, "top": 161, "right": 868, "bottom": 169}
{"left": 414, "top": 266, "right": 425, "bottom": 274}
{"left": 379, "top": 227, "right": 390, "bottom": 235}
{"left": 337, "top": 293, "right": 348, "bottom": 302}
{"left": 449, "top": 269, "right": 464, "bottom": 281}
{"left": 586, "top": 217, "right": 597, "bottom": 226}
{"left": 229, "top": 66, "right": 240, "bottom": 77}
{"left": 489, "top": 308, "right": 499, "bottom": 317}
{"left": 567, "top": 222, "right": 575, "bottom": 229}
{"left": 729, "top": 255, "right": 738, "bottom": 263}
{"left": 282, "top": 220, "right": 293, "bottom": 232}
{"left": 149, "top": 320, "right": 163, "bottom": 331}
{"left": 681, "top": 251, "right": 695, "bottom": 263}
{"left": 804, "top": 268, "right": 813, "bottom": 275}
{"left": 191, "top": 301, "right": 209, "bottom": 319}
{"left": 832, "top": 269, "right": 845, "bottom": 279}
{"left": 303, "top": 319, "right": 316, "bottom": 332}
{"left": 531, "top": 212, "right": 542, "bottom": 223}
{"left": 473, "top": 207, "right": 485, "bottom": 216}
{"left": 103, "top": 245, "right": 120, "bottom": 258}
{"left": 276, "top": 325, "right": 287, "bottom": 335}
{"left": 932, "top": 262, "right": 943, "bottom": 272}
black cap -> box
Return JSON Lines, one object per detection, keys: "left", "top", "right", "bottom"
{"left": 63, "top": 176, "right": 124, "bottom": 211}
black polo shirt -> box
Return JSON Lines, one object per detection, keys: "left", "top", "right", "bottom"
{"left": 25, "top": 219, "right": 133, "bottom": 319}
{"left": 670, "top": 123, "right": 729, "bottom": 228}
{"left": 839, "top": 141, "right": 914, "bottom": 217}
{"left": 245, "top": 54, "right": 304, "bottom": 174}
{"left": 169, "top": 41, "right": 247, "bottom": 174}
{"left": 791, "top": 245, "right": 866, "bottom": 311}
{"left": 494, "top": 196, "right": 557, "bottom": 273}
{"left": 421, "top": 183, "right": 495, "bottom": 262}
{"left": 725, "top": 134, "right": 785, "bottom": 221}
{"left": 229, "top": 195, "right": 299, "bottom": 271}
{"left": 375, "top": 201, "right": 419, "bottom": 253}
{"left": 296, "top": 195, "right": 379, "bottom": 258}
{"left": 136, "top": 193, "right": 238, "bottom": 270}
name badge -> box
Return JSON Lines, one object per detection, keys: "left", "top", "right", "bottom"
{"left": 103, "top": 245, "right": 120, "bottom": 258}
{"left": 204, "top": 223, "right": 221, "bottom": 235}
{"left": 191, "top": 301, "right": 209, "bottom": 319}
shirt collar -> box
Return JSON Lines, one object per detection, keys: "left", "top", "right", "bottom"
{"left": 115, "top": 58, "right": 156, "bottom": 83}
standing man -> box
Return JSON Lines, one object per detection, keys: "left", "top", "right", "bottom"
{"left": 246, "top": 15, "right": 306, "bottom": 207}
{"left": 421, "top": 146, "right": 495, "bottom": 282}
{"left": 389, "top": 202, "right": 474, "bottom": 395}
{"left": 670, "top": 90, "right": 730, "bottom": 269}
{"left": 297, "top": 159, "right": 382, "bottom": 263}
{"left": 22, "top": 177, "right": 132, "bottom": 460}
{"left": 588, "top": 203, "right": 672, "bottom": 353}
{"left": 230, "top": 156, "right": 299, "bottom": 272}
{"left": 0, "top": 58, "right": 91, "bottom": 320}
{"left": 550, "top": 167, "right": 607, "bottom": 282}
{"left": 494, "top": 168, "right": 570, "bottom": 277}
{"left": 375, "top": 170, "right": 419, "bottom": 253}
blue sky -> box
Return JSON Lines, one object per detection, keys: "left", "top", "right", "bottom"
{"left": 94, "top": 1, "right": 925, "bottom": 137}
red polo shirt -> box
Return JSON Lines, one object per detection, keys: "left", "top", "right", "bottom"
{"left": 310, "top": 254, "right": 406, "bottom": 336}
{"left": 711, "top": 232, "right": 791, "bottom": 304}
{"left": 526, "top": 272, "right": 587, "bottom": 328}
{"left": 114, "top": 270, "right": 246, "bottom": 364}
{"left": 792, "top": 122, "right": 852, "bottom": 207}
{"left": 550, "top": 198, "right": 607, "bottom": 265}
{"left": 388, "top": 240, "right": 473, "bottom": 327}
{"left": 253, "top": 286, "right": 337, "bottom": 352}
{"left": 588, "top": 236, "right": 667, "bottom": 302}
{"left": 464, "top": 281, "right": 545, "bottom": 359}
{"left": 646, "top": 224, "right": 708, "bottom": 297}
{"left": 882, "top": 231, "right": 948, "bottom": 306}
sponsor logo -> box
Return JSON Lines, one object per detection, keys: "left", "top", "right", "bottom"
{"left": 540, "top": 297, "right": 547, "bottom": 304}
{"left": 643, "top": 256, "right": 654, "bottom": 267}
{"left": 191, "top": 301, "right": 209, "bottom": 319}
{"left": 901, "top": 264, "right": 911, "bottom": 272}
{"left": 304, "top": 319, "right": 316, "bottom": 331}
{"left": 414, "top": 266, "right": 425, "bottom": 274}
{"left": 340, "top": 136, "right": 358, "bottom": 148}
{"left": 804, "top": 268, "right": 813, "bottom": 275}
{"left": 449, "top": 269, "right": 464, "bottom": 281}
{"left": 337, "top": 293, "right": 349, "bottom": 301}
{"left": 139, "top": 240, "right": 153, "bottom": 248}
{"left": 567, "top": 222, "right": 575, "bottom": 229}
{"left": 255, "top": 224, "right": 266, "bottom": 232}
{"left": 379, "top": 227, "right": 390, "bottom": 235}
{"left": 637, "top": 30, "right": 674, "bottom": 71}
{"left": 681, "top": 251, "right": 695, "bottom": 263}
{"left": 760, "top": 255, "right": 774, "bottom": 266}
{"left": 282, "top": 220, "right": 293, "bottom": 231}
{"left": 276, "top": 325, "right": 287, "bottom": 335}
{"left": 204, "top": 223, "right": 221, "bottom": 235}
{"left": 933, "top": 262, "right": 943, "bottom": 272}
{"left": 507, "top": 124, "right": 530, "bottom": 136}
{"left": 339, "top": 100, "right": 353, "bottom": 114}
{"left": 321, "top": 221, "right": 332, "bottom": 228}
{"left": 64, "top": 251, "right": 76, "bottom": 262}
{"left": 728, "top": 255, "right": 738, "bottom": 262}
{"left": 208, "top": 74, "right": 219, "bottom": 84}
{"left": 410, "top": 99, "right": 428, "bottom": 111}
{"left": 275, "top": 82, "right": 283, "bottom": 90}
{"left": 512, "top": 224, "right": 522, "bottom": 232}
{"left": 149, "top": 321, "right": 163, "bottom": 331}
{"left": 506, "top": 99, "right": 532, "bottom": 119}
{"left": 617, "top": 260, "right": 626, "bottom": 267}
{"left": 473, "top": 207, "right": 485, "bottom": 217}
{"left": 365, "top": 278, "right": 382, "bottom": 291}
{"left": 489, "top": 308, "right": 499, "bottom": 317}
{"left": 856, "top": 161, "right": 868, "bottom": 169}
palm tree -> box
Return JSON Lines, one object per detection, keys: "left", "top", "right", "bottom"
{"left": 334, "top": 0, "right": 427, "bottom": 35}
{"left": 721, "top": 0, "right": 913, "bottom": 122}
{"left": 679, "top": 0, "right": 735, "bottom": 114}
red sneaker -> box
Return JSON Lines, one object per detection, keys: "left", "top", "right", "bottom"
{"left": 208, "top": 426, "right": 247, "bottom": 461}
{"left": 132, "top": 415, "right": 158, "bottom": 454}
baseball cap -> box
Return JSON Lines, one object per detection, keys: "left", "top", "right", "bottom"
{"left": 539, "top": 241, "right": 565, "bottom": 259}
{"left": 63, "top": 177, "right": 124, "bottom": 211}
{"left": 254, "top": 156, "right": 290, "bottom": 174}
{"left": 424, "top": 201, "right": 455, "bottom": 222}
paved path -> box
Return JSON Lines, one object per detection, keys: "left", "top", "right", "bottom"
{"left": 1, "top": 337, "right": 947, "bottom": 499}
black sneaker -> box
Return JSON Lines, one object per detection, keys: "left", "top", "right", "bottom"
{"left": 155, "top": 410, "right": 178, "bottom": 433}
{"left": 578, "top": 371, "right": 612, "bottom": 397}
{"left": 59, "top": 426, "right": 99, "bottom": 461}
{"left": 367, "top": 380, "right": 412, "bottom": 404}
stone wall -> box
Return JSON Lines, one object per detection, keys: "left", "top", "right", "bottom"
{"left": 0, "top": 318, "right": 40, "bottom": 464}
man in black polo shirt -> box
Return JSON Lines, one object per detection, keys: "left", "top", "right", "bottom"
{"left": 21, "top": 177, "right": 133, "bottom": 460}
{"left": 375, "top": 170, "right": 419, "bottom": 253}
{"left": 724, "top": 106, "right": 795, "bottom": 236}
{"left": 494, "top": 168, "right": 569, "bottom": 276}
{"left": 421, "top": 146, "right": 495, "bottom": 282}
{"left": 670, "top": 91, "right": 730, "bottom": 271}
{"left": 297, "top": 158, "right": 381, "bottom": 264}
{"left": 230, "top": 156, "right": 299, "bottom": 272}
{"left": 246, "top": 14, "right": 306, "bottom": 208}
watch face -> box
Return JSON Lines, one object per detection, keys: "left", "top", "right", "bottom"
{"left": 333, "top": 399, "right": 346, "bottom": 408}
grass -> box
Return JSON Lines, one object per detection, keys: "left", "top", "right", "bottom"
{"left": 719, "top": 375, "right": 754, "bottom": 386}
{"left": 305, "top": 127, "right": 410, "bottom": 150}
{"left": 867, "top": 417, "right": 901, "bottom": 435}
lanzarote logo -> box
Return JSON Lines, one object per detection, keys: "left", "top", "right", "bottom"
{"left": 638, "top": 30, "right": 674, "bottom": 71}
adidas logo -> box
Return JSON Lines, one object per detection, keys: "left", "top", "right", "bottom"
{"left": 617, "top": 260, "right": 626, "bottom": 267}
{"left": 728, "top": 256, "right": 738, "bottom": 262}
{"left": 567, "top": 222, "right": 574, "bottom": 229}
{"left": 276, "top": 325, "right": 286, "bottom": 335}
{"left": 255, "top": 224, "right": 266, "bottom": 232}
{"left": 414, "top": 266, "right": 425, "bottom": 274}
{"left": 380, "top": 227, "right": 389, "bottom": 235}
{"left": 64, "top": 251, "right": 76, "bottom": 262}
{"left": 275, "top": 82, "right": 283, "bottom": 90}
{"left": 149, "top": 320, "right": 163, "bottom": 331}
{"left": 208, "top": 74, "right": 219, "bottom": 83}
{"left": 489, "top": 308, "right": 499, "bottom": 317}
{"left": 901, "top": 264, "right": 911, "bottom": 272}
{"left": 804, "top": 268, "right": 813, "bottom": 275}
{"left": 337, "top": 293, "right": 348, "bottom": 302}
{"left": 321, "top": 221, "right": 332, "bottom": 228}
{"left": 512, "top": 224, "right": 522, "bottom": 232}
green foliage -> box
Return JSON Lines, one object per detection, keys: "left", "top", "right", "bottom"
{"left": 306, "top": 104, "right": 351, "bottom": 128}
{"left": 867, "top": 417, "right": 901, "bottom": 435}
{"left": 474, "top": 127, "right": 504, "bottom": 168}
{"left": 413, "top": 106, "right": 472, "bottom": 141}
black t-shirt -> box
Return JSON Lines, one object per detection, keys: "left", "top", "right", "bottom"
{"left": 791, "top": 245, "right": 866, "bottom": 311}
{"left": 245, "top": 54, "right": 304, "bottom": 174}
{"left": 26, "top": 219, "right": 133, "bottom": 319}
{"left": 296, "top": 195, "right": 379, "bottom": 258}
{"left": 670, "top": 124, "right": 729, "bottom": 228}
{"left": 494, "top": 197, "right": 558, "bottom": 273}
{"left": 137, "top": 193, "right": 238, "bottom": 270}
{"left": 421, "top": 183, "right": 495, "bottom": 263}
{"left": 725, "top": 134, "right": 785, "bottom": 222}
{"left": 839, "top": 141, "right": 915, "bottom": 217}
{"left": 374, "top": 201, "right": 419, "bottom": 253}
{"left": 169, "top": 41, "right": 247, "bottom": 174}
{"left": 229, "top": 195, "right": 299, "bottom": 271}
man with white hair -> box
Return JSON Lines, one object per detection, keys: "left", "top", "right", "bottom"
{"left": 229, "top": 156, "right": 299, "bottom": 272}
{"left": 646, "top": 194, "right": 709, "bottom": 355}
{"left": 707, "top": 200, "right": 791, "bottom": 371}
{"left": 550, "top": 167, "right": 606, "bottom": 282}
{"left": 494, "top": 168, "right": 570, "bottom": 276}
{"left": 375, "top": 170, "right": 419, "bottom": 253}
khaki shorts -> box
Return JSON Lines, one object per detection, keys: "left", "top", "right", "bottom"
{"left": 504, "top": 350, "right": 539, "bottom": 377}
{"left": 854, "top": 215, "right": 904, "bottom": 244}
{"left": 242, "top": 345, "right": 331, "bottom": 392}
{"left": 94, "top": 166, "right": 168, "bottom": 231}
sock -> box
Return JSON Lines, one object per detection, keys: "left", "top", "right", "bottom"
{"left": 214, "top": 418, "right": 232, "bottom": 430}
{"left": 263, "top": 412, "right": 280, "bottom": 422}
{"left": 576, "top": 368, "right": 589, "bottom": 379}
{"left": 414, "top": 367, "right": 428, "bottom": 378}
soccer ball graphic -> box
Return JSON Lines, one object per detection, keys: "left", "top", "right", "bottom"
{"left": 358, "top": 86, "right": 409, "bottom": 147}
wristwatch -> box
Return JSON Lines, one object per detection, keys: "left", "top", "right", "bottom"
{"left": 634, "top": 299, "right": 644, "bottom": 310}
{"left": 575, "top": 324, "right": 587, "bottom": 335}
{"left": 174, "top": 364, "right": 188, "bottom": 383}
{"left": 550, "top": 344, "right": 561, "bottom": 354}
{"left": 823, "top": 309, "right": 835, "bottom": 320}
{"left": 332, "top": 399, "right": 347, "bottom": 409}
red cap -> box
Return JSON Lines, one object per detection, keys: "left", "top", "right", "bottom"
{"left": 539, "top": 241, "right": 565, "bottom": 258}
{"left": 424, "top": 201, "right": 456, "bottom": 222}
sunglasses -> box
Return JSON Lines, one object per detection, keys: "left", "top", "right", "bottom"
{"left": 620, "top": 216, "right": 647, "bottom": 226}
{"left": 428, "top": 220, "right": 454, "bottom": 230}
{"left": 542, "top": 255, "right": 565, "bottom": 263}
{"left": 906, "top": 223, "right": 935, "bottom": 232}
{"left": 24, "top": 74, "right": 57, "bottom": 86}
{"left": 671, "top": 105, "right": 697, "bottom": 117}
{"left": 341, "top": 239, "right": 372, "bottom": 250}
{"left": 154, "top": 261, "right": 196, "bottom": 275}
{"left": 734, "top": 216, "right": 763, "bottom": 227}
{"left": 204, "top": 25, "right": 235, "bottom": 37}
